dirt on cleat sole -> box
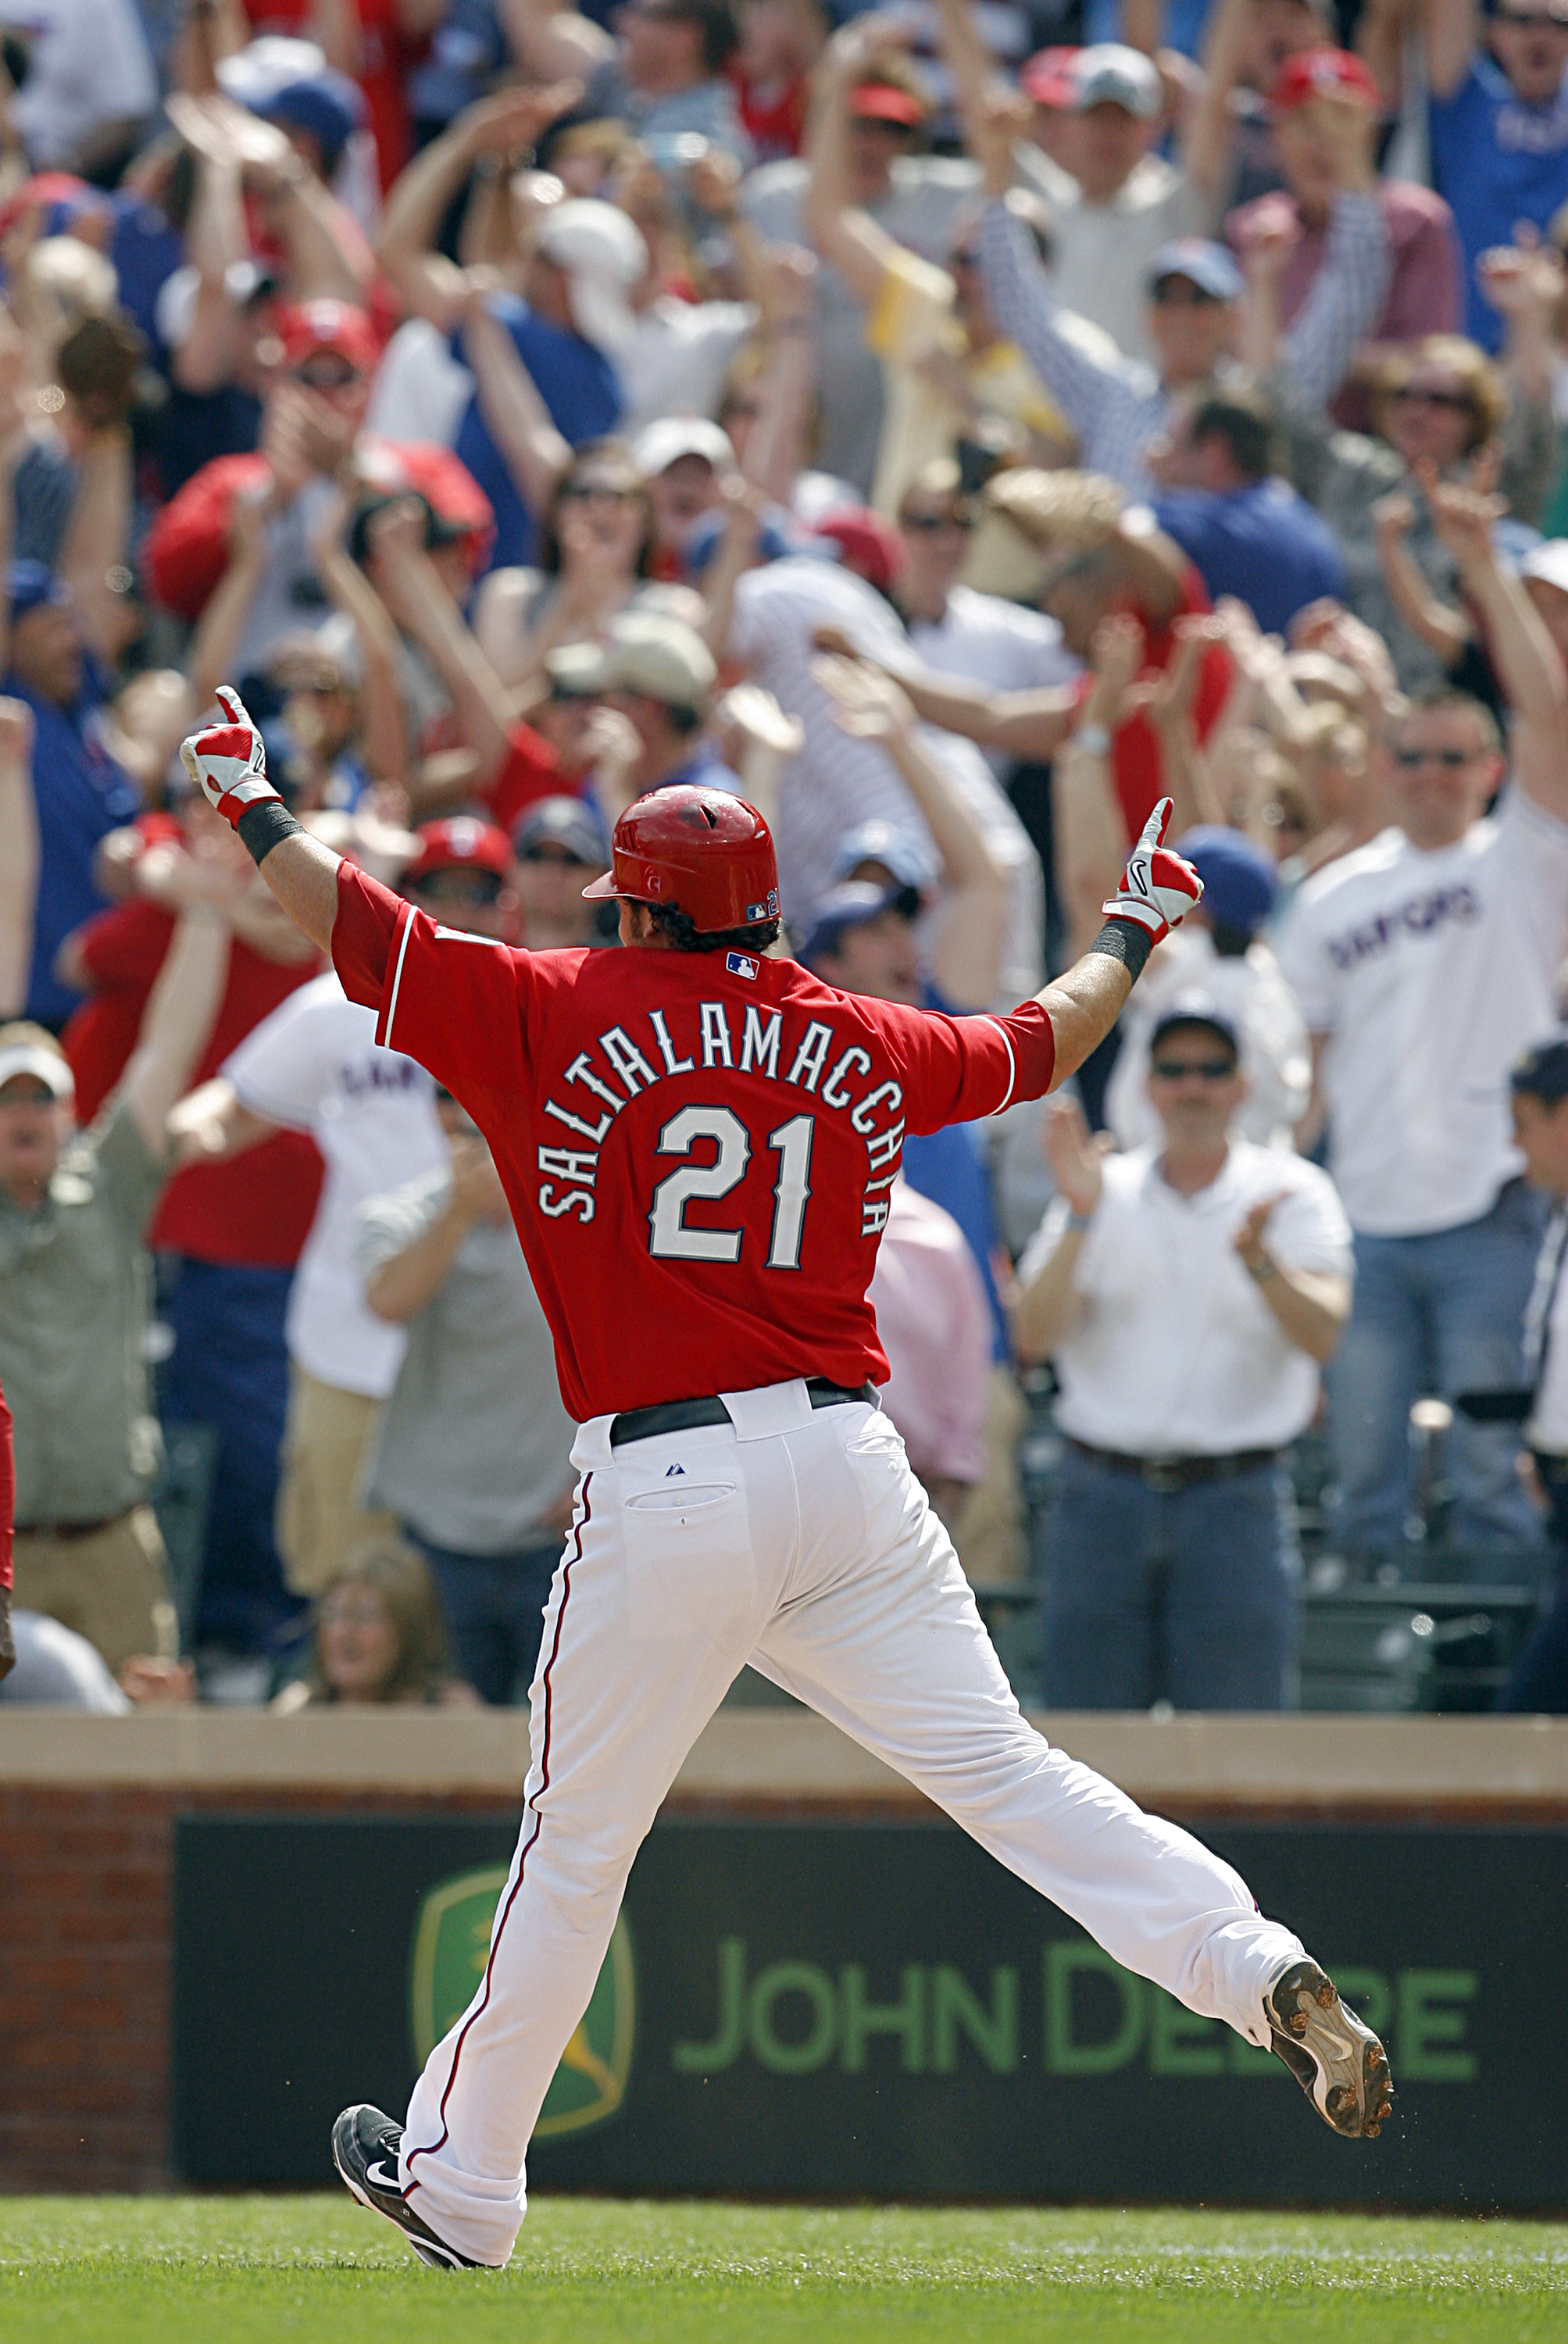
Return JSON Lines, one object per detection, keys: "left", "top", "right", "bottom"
{"left": 1266, "top": 1960, "right": 1394, "bottom": 2140}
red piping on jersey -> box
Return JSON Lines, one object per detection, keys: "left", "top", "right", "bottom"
{"left": 404, "top": 1473, "right": 591, "bottom": 2184}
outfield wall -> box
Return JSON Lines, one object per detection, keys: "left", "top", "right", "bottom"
{"left": 2, "top": 1710, "right": 1566, "bottom": 2202}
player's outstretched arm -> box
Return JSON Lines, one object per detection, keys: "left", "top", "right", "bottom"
{"left": 180, "top": 688, "right": 345, "bottom": 954}
{"left": 1033, "top": 799, "right": 1203, "bottom": 1091}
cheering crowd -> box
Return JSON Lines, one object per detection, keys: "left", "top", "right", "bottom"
{"left": 3, "top": 0, "right": 1568, "bottom": 1718}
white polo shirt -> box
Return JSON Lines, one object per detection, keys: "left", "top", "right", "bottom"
{"left": 222, "top": 974, "right": 448, "bottom": 1399}
{"left": 1275, "top": 788, "right": 1568, "bottom": 1236}
{"left": 1019, "top": 1139, "right": 1352, "bottom": 1457}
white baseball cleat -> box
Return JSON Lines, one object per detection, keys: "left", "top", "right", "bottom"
{"left": 1264, "top": 1959, "right": 1395, "bottom": 2139}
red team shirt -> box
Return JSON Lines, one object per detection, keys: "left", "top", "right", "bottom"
{"left": 331, "top": 866, "right": 1056, "bottom": 1422}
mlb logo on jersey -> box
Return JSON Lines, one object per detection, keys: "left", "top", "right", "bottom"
{"left": 726, "top": 952, "right": 759, "bottom": 978}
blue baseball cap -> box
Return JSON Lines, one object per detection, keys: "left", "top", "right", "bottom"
{"left": 832, "top": 817, "right": 940, "bottom": 895}
{"left": 798, "top": 880, "right": 921, "bottom": 968}
{"left": 1511, "top": 1034, "right": 1568, "bottom": 1102}
{"left": 1174, "top": 825, "right": 1277, "bottom": 936}
{"left": 1149, "top": 996, "right": 1241, "bottom": 1059}
{"left": 1149, "top": 240, "right": 1244, "bottom": 302}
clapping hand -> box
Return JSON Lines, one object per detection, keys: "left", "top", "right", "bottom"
{"left": 1234, "top": 1192, "right": 1290, "bottom": 1275}
{"left": 1044, "top": 1094, "right": 1113, "bottom": 1219}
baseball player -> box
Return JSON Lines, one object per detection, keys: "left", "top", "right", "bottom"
{"left": 181, "top": 688, "right": 1392, "bottom": 2273}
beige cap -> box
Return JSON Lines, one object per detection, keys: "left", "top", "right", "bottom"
{"left": 546, "top": 611, "right": 717, "bottom": 713}
{"left": 985, "top": 466, "right": 1126, "bottom": 552}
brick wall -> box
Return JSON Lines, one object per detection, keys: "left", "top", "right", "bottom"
{"left": 0, "top": 1785, "right": 516, "bottom": 2194}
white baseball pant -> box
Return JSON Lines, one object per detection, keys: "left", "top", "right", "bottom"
{"left": 399, "top": 1379, "right": 1305, "bottom": 2266}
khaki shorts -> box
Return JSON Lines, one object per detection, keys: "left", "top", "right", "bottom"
{"left": 276, "top": 1365, "right": 398, "bottom": 1597}
{"left": 12, "top": 1504, "right": 178, "bottom": 1674}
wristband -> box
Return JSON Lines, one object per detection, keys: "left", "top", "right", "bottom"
{"left": 1086, "top": 917, "right": 1153, "bottom": 981}
{"left": 1247, "top": 1254, "right": 1279, "bottom": 1285}
{"left": 237, "top": 801, "right": 305, "bottom": 868}
{"left": 1073, "top": 723, "right": 1110, "bottom": 759}
{"left": 1066, "top": 1209, "right": 1093, "bottom": 1233}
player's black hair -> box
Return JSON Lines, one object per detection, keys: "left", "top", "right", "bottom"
{"left": 647, "top": 904, "right": 781, "bottom": 955}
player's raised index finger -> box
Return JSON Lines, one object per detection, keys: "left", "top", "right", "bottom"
{"left": 1138, "top": 796, "right": 1173, "bottom": 853}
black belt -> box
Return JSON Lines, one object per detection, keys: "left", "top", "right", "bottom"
{"left": 1067, "top": 1437, "right": 1280, "bottom": 1493}
{"left": 611, "top": 1378, "right": 876, "bottom": 1448}
{"left": 13, "top": 1509, "right": 133, "bottom": 1542}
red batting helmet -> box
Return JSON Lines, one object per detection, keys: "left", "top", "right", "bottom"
{"left": 581, "top": 784, "right": 780, "bottom": 931}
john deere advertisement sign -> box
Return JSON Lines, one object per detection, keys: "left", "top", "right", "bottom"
{"left": 407, "top": 1865, "right": 635, "bottom": 2139}
{"left": 172, "top": 1816, "right": 1565, "bottom": 2206}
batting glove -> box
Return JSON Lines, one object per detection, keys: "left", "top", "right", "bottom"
{"left": 1102, "top": 797, "right": 1204, "bottom": 945}
{"left": 179, "top": 686, "right": 279, "bottom": 830}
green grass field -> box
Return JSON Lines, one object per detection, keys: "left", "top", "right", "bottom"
{"left": 3, "top": 2198, "right": 1567, "bottom": 2344}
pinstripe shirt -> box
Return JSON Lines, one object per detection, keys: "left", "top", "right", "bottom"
{"left": 977, "top": 191, "right": 1392, "bottom": 499}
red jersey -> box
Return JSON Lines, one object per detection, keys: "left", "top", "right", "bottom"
{"left": 59, "top": 895, "right": 325, "bottom": 1268}
{"left": 1075, "top": 565, "right": 1233, "bottom": 841}
{"left": 332, "top": 865, "right": 1054, "bottom": 1421}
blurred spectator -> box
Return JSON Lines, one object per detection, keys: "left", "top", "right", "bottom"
{"left": 584, "top": 0, "right": 754, "bottom": 164}
{"left": 0, "top": 911, "right": 231, "bottom": 1674}
{"left": 742, "top": 24, "right": 978, "bottom": 491}
{"left": 1010, "top": 42, "right": 1200, "bottom": 370}
{"left": 549, "top": 607, "right": 740, "bottom": 810}
{"left": 0, "top": 0, "right": 156, "bottom": 177}
{"left": 7, "top": 567, "right": 139, "bottom": 1029}
{"left": 166, "top": 874, "right": 448, "bottom": 1603}
{"left": 356, "top": 1091, "right": 577, "bottom": 1705}
{"left": 1277, "top": 488, "right": 1568, "bottom": 1554}
{"left": 273, "top": 1540, "right": 480, "bottom": 1709}
{"left": 1423, "top": 0, "right": 1568, "bottom": 350}
{"left": 1151, "top": 387, "right": 1348, "bottom": 636}
{"left": 866, "top": 1174, "right": 991, "bottom": 1529}
{"left": 1227, "top": 49, "right": 1463, "bottom": 431}
{"left": 512, "top": 795, "right": 609, "bottom": 946}
{"left": 374, "top": 89, "right": 636, "bottom": 565}
{"left": 801, "top": 34, "right": 1077, "bottom": 544}
{"left": 1491, "top": 1034, "right": 1568, "bottom": 1709}
{"left": 145, "top": 305, "right": 494, "bottom": 672}
{"left": 1106, "top": 829, "right": 1312, "bottom": 1153}
{"left": 1015, "top": 1006, "right": 1352, "bottom": 1710}
{"left": 976, "top": 89, "right": 1391, "bottom": 502}
{"left": 731, "top": 0, "right": 825, "bottom": 163}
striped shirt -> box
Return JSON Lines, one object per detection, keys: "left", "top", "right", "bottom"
{"left": 977, "top": 191, "right": 1392, "bottom": 499}
{"left": 727, "top": 559, "right": 1044, "bottom": 1005}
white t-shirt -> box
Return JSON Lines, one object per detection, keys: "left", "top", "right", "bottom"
{"left": 616, "top": 297, "right": 755, "bottom": 437}
{"left": 0, "top": 0, "right": 156, "bottom": 167}
{"left": 222, "top": 974, "right": 448, "bottom": 1397}
{"left": 363, "top": 318, "right": 474, "bottom": 449}
{"left": 1019, "top": 1138, "right": 1352, "bottom": 1455}
{"left": 729, "top": 559, "right": 1044, "bottom": 1002}
{"left": 1275, "top": 789, "right": 1568, "bottom": 1235}
{"left": 907, "top": 587, "right": 1078, "bottom": 780}
{"left": 1105, "top": 927, "right": 1312, "bottom": 1155}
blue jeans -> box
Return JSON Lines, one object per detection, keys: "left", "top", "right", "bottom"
{"left": 405, "top": 1530, "right": 559, "bottom": 1706}
{"left": 1039, "top": 1447, "right": 1298, "bottom": 1711}
{"left": 159, "top": 1256, "right": 302, "bottom": 1653}
{"left": 1327, "top": 1181, "right": 1545, "bottom": 1556}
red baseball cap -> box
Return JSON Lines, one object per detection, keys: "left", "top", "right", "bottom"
{"left": 402, "top": 816, "right": 513, "bottom": 886}
{"left": 272, "top": 298, "right": 382, "bottom": 377}
{"left": 850, "top": 81, "right": 926, "bottom": 127}
{"left": 1021, "top": 46, "right": 1081, "bottom": 107}
{"left": 1270, "top": 48, "right": 1380, "bottom": 114}
{"left": 814, "top": 506, "right": 903, "bottom": 594}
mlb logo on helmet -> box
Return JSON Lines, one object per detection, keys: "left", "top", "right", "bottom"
{"left": 726, "top": 951, "right": 759, "bottom": 978}
{"left": 745, "top": 889, "right": 780, "bottom": 921}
